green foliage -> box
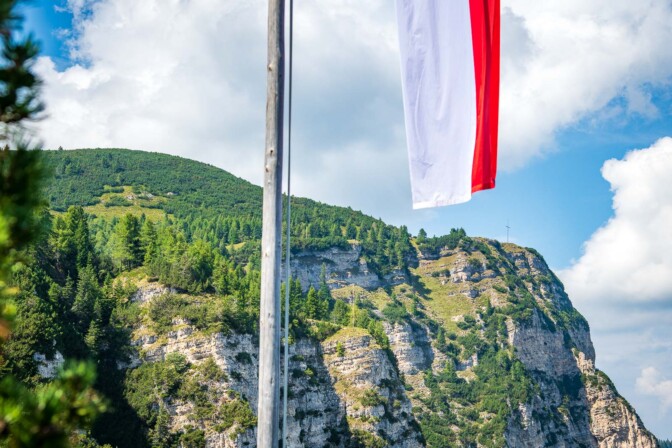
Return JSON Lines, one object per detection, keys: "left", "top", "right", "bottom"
{"left": 306, "top": 321, "right": 340, "bottom": 341}
{"left": 351, "top": 429, "right": 386, "bottom": 448}
{"left": 416, "top": 228, "right": 467, "bottom": 258}
{"left": 103, "top": 195, "right": 131, "bottom": 208}
{"left": 367, "top": 320, "right": 389, "bottom": 350}
{"left": 147, "top": 292, "right": 244, "bottom": 335}
{"left": 419, "top": 305, "right": 536, "bottom": 447}
{"left": 0, "top": 4, "right": 111, "bottom": 446}
{"left": 382, "top": 301, "right": 408, "bottom": 323}
{"left": 456, "top": 314, "right": 476, "bottom": 331}
{"left": 467, "top": 257, "right": 482, "bottom": 271}
{"left": 331, "top": 299, "right": 351, "bottom": 326}
{"left": 0, "top": 147, "right": 45, "bottom": 275}
{"left": 0, "top": 361, "right": 107, "bottom": 448}
{"left": 0, "top": 1, "right": 43, "bottom": 126}
{"left": 215, "top": 395, "right": 257, "bottom": 436}
{"left": 492, "top": 284, "right": 507, "bottom": 294}
{"left": 179, "top": 427, "right": 205, "bottom": 448}
{"left": 147, "top": 293, "right": 186, "bottom": 333}
{"left": 197, "top": 358, "right": 227, "bottom": 382}
{"left": 3, "top": 288, "right": 60, "bottom": 383}
{"left": 110, "top": 214, "right": 142, "bottom": 270}
{"left": 360, "top": 389, "right": 385, "bottom": 407}
{"left": 124, "top": 355, "right": 187, "bottom": 424}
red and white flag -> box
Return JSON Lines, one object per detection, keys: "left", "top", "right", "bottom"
{"left": 396, "top": 0, "right": 500, "bottom": 208}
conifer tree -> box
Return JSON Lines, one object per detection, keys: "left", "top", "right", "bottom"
{"left": 304, "top": 287, "right": 319, "bottom": 319}
{"left": 345, "top": 220, "right": 356, "bottom": 239}
{"left": 111, "top": 213, "right": 141, "bottom": 270}
{"left": 139, "top": 218, "right": 157, "bottom": 264}
{"left": 72, "top": 265, "right": 101, "bottom": 331}
{"left": 66, "top": 206, "right": 93, "bottom": 270}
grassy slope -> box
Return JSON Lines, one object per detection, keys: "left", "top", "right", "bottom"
{"left": 42, "top": 148, "right": 378, "bottom": 226}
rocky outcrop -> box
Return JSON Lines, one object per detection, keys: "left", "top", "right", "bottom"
{"left": 132, "top": 291, "right": 422, "bottom": 447}
{"left": 383, "top": 321, "right": 433, "bottom": 376}
{"left": 122, "top": 238, "right": 657, "bottom": 448}
{"left": 505, "top": 307, "right": 597, "bottom": 447}
{"left": 130, "top": 283, "right": 176, "bottom": 304}
{"left": 33, "top": 351, "right": 64, "bottom": 379}
{"left": 577, "top": 354, "right": 658, "bottom": 448}
{"left": 321, "top": 329, "right": 423, "bottom": 447}
{"left": 283, "top": 244, "right": 407, "bottom": 291}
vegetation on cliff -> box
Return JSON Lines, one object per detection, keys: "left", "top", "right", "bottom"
{"left": 1, "top": 148, "right": 656, "bottom": 447}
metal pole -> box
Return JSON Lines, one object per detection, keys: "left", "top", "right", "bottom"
{"left": 281, "top": 0, "right": 294, "bottom": 444}
{"left": 257, "top": 0, "right": 285, "bottom": 446}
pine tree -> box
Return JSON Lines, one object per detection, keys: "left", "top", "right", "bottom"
{"left": 304, "top": 287, "right": 319, "bottom": 319}
{"left": 84, "top": 319, "right": 102, "bottom": 355}
{"left": 331, "top": 300, "right": 350, "bottom": 326}
{"left": 66, "top": 206, "right": 94, "bottom": 270}
{"left": 345, "top": 220, "right": 356, "bottom": 239}
{"left": 0, "top": 2, "right": 106, "bottom": 443}
{"left": 51, "top": 215, "right": 76, "bottom": 279}
{"left": 149, "top": 405, "right": 173, "bottom": 448}
{"left": 139, "top": 219, "right": 157, "bottom": 265}
{"left": 72, "top": 265, "right": 102, "bottom": 331}
{"left": 111, "top": 213, "right": 142, "bottom": 270}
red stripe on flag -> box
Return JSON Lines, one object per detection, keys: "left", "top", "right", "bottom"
{"left": 469, "top": 0, "right": 500, "bottom": 194}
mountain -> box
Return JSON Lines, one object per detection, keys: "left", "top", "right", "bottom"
{"left": 10, "top": 148, "right": 657, "bottom": 447}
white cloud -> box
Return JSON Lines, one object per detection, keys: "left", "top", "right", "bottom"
{"left": 561, "top": 137, "right": 672, "bottom": 305}
{"left": 637, "top": 367, "right": 672, "bottom": 411}
{"left": 31, "top": 0, "right": 672, "bottom": 218}
{"left": 500, "top": 0, "right": 672, "bottom": 166}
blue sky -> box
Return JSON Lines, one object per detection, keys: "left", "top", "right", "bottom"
{"left": 23, "top": 0, "right": 672, "bottom": 439}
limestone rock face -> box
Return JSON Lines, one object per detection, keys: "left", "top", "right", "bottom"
{"left": 130, "top": 283, "right": 175, "bottom": 304}
{"left": 505, "top": 308, "right": 597, "bottom": 447}
{"left": 132, "top": 299, "right": 421, "bottom": 447}
{"left": 384, "top": 321, "right": 433, "bottom": 376}
{"left": 577, "top": 354, "right": 658, "bottom": 448}
{"left": 123, "top": 238, "right": 658, "bottom": 448}
{"left": 283, "top": 243, "right": 407, "bottom": 291}
{"left": 321, "top": 330, "right": 423, "bottom": 448}
{"left": 33, "top": 351, "right": 64, "bottom": 379}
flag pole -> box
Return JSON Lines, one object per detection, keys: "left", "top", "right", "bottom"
{"left": 257, "top": 0, "right": 285, "bottom": 446}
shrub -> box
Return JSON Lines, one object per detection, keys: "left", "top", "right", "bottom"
{"left": 467, "top": 257, "right": 482, "bottom": 271}
{"left": 382, "top": 302, "right": 408, "bottom": 323}
{"left": 492, "top": 284, "right": 507, "bottom": 294}
{"left": 216, "top": 397, "right": 257, "bottom": 436}
{"left": 198, "top": 358, "right": 227, "bottom": 382}
{"left": 180, "top": 427, "right": 205, "bottom": 448}
{"left": 148, "top": 293, "right": 187, "bottom": 333}
{"left": 361, "top": 390, "right": 385, "bottom": 407}
{"left": 104, "top": 195, "right": 132, "bottom": 207}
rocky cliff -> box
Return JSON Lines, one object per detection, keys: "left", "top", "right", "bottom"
{"left": 121, "top": 238, "right": 657, "bottom": 448}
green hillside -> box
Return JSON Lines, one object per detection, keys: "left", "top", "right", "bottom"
{"left": 42, "top": 148, "right": 417, "bottom": 276}
{"left": 43, "top": 148, "right": 261, "bottom": 216}
{"left": 3, "top": 148, "right": 648, "bottom": 448}
{"left": 43, "top": 147, "right": 383, "bottom": 230}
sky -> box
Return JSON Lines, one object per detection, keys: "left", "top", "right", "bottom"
{"left": 22, "top": 0, "right": 672, "bottom": 439}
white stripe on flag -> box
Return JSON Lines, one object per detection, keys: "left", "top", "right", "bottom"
{"left": 396, "top": 0, "right": 477, "bottom": 209}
